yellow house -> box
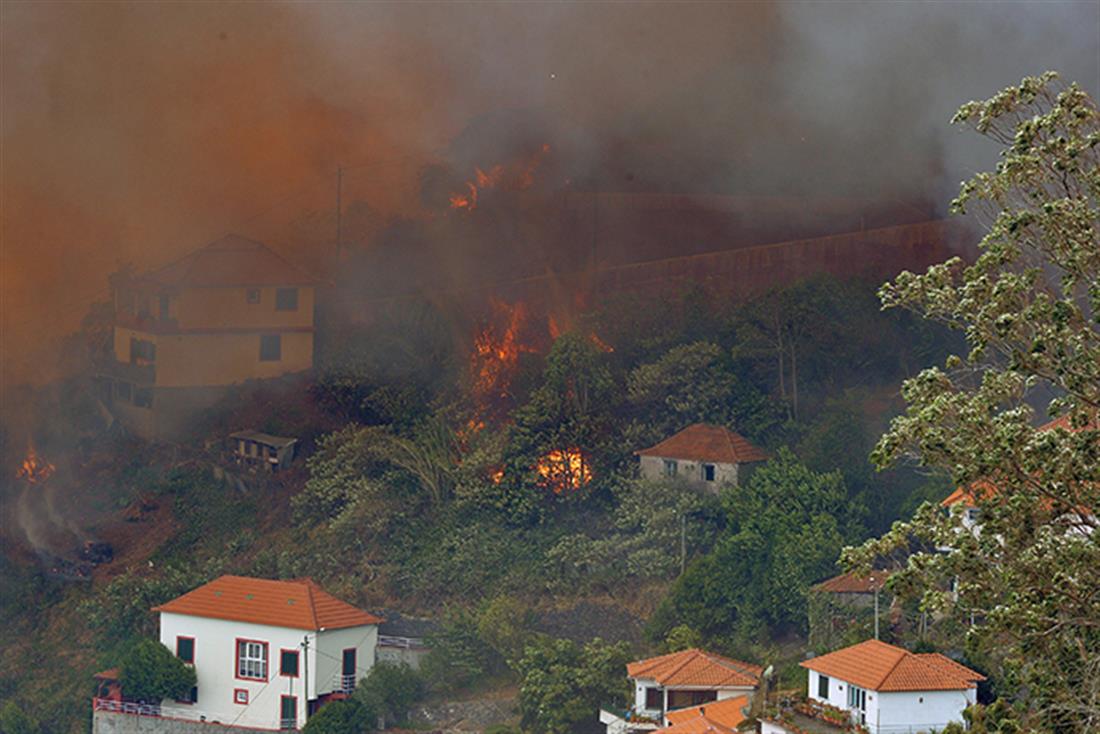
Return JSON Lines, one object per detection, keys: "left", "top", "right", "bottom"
{"left": 98, "top": 235, "right": 318, "bottom": 440}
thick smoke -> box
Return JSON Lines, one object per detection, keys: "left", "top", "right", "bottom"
{"left": 2, "top": 1, "right": 1098, "bottom": 388}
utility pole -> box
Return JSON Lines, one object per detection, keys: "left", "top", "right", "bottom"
{"left": 680, "top": 512, "right": 687, "bottom": 575}
{"left": 873, "top": 583, "right": 880, "bottom": 640}
{"left": 302, "top": 635, "right": 310, "bottom": 722}
{"left": 335, "top": 166, "right": 344, "bottom": 262}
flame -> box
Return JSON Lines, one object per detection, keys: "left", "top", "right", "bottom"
{"left": 16, "top": 443, "right": 55, "bottom": 484}
{"left": 449, "top": 145, "right": 551, "bottom": 211}
{"left": 536, "top": 448, "right": 591, "bottom": 493}
{"left": 472, "top": 300, "right": 533, "bottom": 402}
{"left": 547, "top": 315, "right": 612, "bottom": 352}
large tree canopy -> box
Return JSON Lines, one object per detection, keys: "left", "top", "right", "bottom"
{"left": 845, "top": 73, "right": 1100, "bottom": 733}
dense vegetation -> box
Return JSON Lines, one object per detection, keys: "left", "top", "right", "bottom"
{"left": 0, "top": 270, "right": 955, "bottom": 733}
{"left": 0, "top": 69, "right": 1093, "bottom": 734}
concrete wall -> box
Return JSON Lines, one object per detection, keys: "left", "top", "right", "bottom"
{"left": 94, "top": 710, "right": 287, "bottom": 734}
{"left": 638, "top": 455, "right": 740, "bottom": 491}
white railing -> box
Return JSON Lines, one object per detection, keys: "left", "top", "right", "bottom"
{"left": 378, "top": 635, "right": 425, "bottom": 649}
{"left": 340, "top": 674, "right": 356, "bottom": 693}
{"left": 94, "top": 698, "right": 161, "bottom": 717}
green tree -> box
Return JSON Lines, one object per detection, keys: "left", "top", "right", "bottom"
{"left": 117, "top": 639, "right": 196, "bottom": 704}
{"left": 0, "top": 702, "right": 40, "bottom": 734}
{"left": 516, "top": 637, "right": 632, "bottom": 734}
{"left": 354, "top": 662, "right": 425, "bottom": 727}
{"left": 300, "top": 698, "right": 373, "bottom": 734}
{"left": 651, "top": 449, "right": 856, "bottom": 645}
{"left": 626, "top": 341, "right": 781, "bottom": 446}
{"left": 844, "top": 73, "right": 1100, "bottom": 732}
{"left": 506, "top": 333, "right": 619, "bottom": 500}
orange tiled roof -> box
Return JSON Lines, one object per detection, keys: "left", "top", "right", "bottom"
{"left": 636, "top": 424, "right": 769, "bottom": 465}
{"left": 141, "top": 234, "right": 318, "bottom": 288}
{"left": 811, "top": 571, "right": 887, "bottom": 594}
{"left": 656, "top": 717, "right": 735, "bottom": 734}
{"left": 627, "top": 649, "right": 762, "bottom": 688}
{"left": 663, "top": 695, "right": 749, "bottom": 733}
{"left": 152, "top": 575, "right": 383, "bottom": 631}
{"left": 801, "top": 639, "right": 984, "bottom": 692}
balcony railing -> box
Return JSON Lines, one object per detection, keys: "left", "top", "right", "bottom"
{"left": 94, "top": 698, "right": 161, "bottom": 717}
{"left": 339, "top": 674, "right": 356, "bottom": 694}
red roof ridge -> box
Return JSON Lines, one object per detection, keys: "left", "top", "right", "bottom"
{"left": 153, "top": 575, "right": 382, "bottom": 631}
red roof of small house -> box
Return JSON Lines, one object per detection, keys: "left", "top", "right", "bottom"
{"left": 811, "top": 571, "right": 888, "bottom": 594}
{"left": 140, "top": 234, "right": 319, "bottom": 288}
{"left": 660, "top": 695, "right": 749, "bottom": 733}
{"left": 93, "top": 668, "right": 120, "bottom": 680}
{"left": 152, "top": 575, "right": 383, "bottom": 631}
{"left": 636, "top": 424, "right": 768, "bottom": 465}
{"left": 627, "top": 648, "right": 763, "bottom": 688}
{"left": 801, "top": 639, "right": 984, "bottom": 692}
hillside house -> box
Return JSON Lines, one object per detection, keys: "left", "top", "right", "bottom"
{"left": 808, "top": 572, "right": 891, "bottom": 650}
{"left": 114, "top": 575, "right": 382, "bottom": 731}
{"left": 375, "top": 610, "right": 435, "bottom": 670}
{"left": 96, "top": 235, "right": 318, "bottom": 440}
{"left": 636, "top": 424, "right": 768, "bottom": 491}
{"left": 761, "top": 639, "right": 984, "bottom": 734}
{"left": 600, "top": 648, "right": 762, "bottom": 734}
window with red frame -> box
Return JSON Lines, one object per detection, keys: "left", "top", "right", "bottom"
{"left": 236, "top": 640, "right": 268, "bottom": 680}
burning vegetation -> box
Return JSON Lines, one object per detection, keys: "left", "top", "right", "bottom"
{"left": 449, "top": 143, "right": 552, "bottom": 211}
{"left": 17, "top": 443, "right": 55, "bottom": 484}
{"left": 535, "top": 448, "right": 592, "bottom": 493}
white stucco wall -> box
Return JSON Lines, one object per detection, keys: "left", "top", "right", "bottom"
{"left": 807, "top": 669, "right": 974, "bottom": 733}
{"left": 158, "top": 612, "right": 376, "bottom": 731}
{"left": 313, "top": 624, "right": 378, "bottom": 695}
{"left": 631, "top": 678, "right": 753, "bottom": 725}
{"left": 875, "top": 689, "right": 975, "bottom": 732}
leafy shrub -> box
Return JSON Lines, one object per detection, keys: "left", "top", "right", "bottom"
{"left": 300, "top": 698, "right": 373, "bottom": 734}
{"left": 354, "top": 662, "right": 425, "bottom": 726}
{"left": 516, "top": 637, "right": 632, "bottom": 734}
{"left": 118, "top": 639, "right": 196, "bottom": 704}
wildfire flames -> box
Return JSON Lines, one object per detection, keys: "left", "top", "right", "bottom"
{"left": 472, "top": 300, "right": 534, "bottom": 402}
{"left": 547, "top": 315, "right": 614, "bottom": 353}
{"left": 16, "top": 444, "right": 55, "bottom": 484}
{"left": 450, "top": 144, "right": 551, "bottom": 211}
{"left": 536, "top": 448, "right": 591, "bottom": 493}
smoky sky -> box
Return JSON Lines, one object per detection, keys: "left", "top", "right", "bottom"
{"left": 1, "top": 1, "right": 1098, "bottom": 388}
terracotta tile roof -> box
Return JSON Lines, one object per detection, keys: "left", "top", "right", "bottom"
{"left": 627, "top": 649, "right": 763, "bottom": 688}
{"left": 140, "top": 234, "right": 319, "bottom": 288}
{"left": 656, "top": 717, "right": 735, "bottom": 734}
{"left": 152, "top": 575, "right": 383, "bottom": 631}
{"left": 636, "top": 424, "right": 769, "bottom": 465}
{"left": 811, "top": 571, "right": 887, "bottom": 594}
{"left": 662, "top": 695, "right": 749, "bottom": 733}
{"left": 801, "top": 639, "right": 984, "bottom": 692}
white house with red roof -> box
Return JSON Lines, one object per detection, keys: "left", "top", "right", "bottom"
{"left": 761, "top": 639, "right": 984, "bottom": 734}
{"left": 636, "top": 424, "right": 768, "bottom": 491}
{"left": 142, "top": 575, "right": 382, "bottom": 731}
{"left": 600, "top": 648, "right": 762, "bottom": 734}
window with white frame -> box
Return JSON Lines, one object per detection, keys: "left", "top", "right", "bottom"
{"left": 237, "top": 640, "right": 268, "bottom": 680}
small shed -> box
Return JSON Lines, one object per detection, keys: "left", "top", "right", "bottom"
{"left": 375, "top": 610, "right": 436, "bottom": 670}
{"left": 636, "top": 423, "right": 768, "bottom": 491}
{"left": 228, "top": 430, "right": 298, "bottom": 472}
